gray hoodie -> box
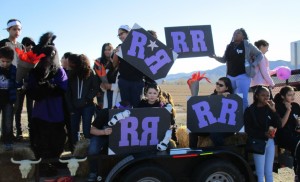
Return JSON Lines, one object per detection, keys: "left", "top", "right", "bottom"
{"left": 214, "top": 40, "right": 263, "bottom": 78}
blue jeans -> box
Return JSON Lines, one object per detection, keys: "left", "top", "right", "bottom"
{"left": 0, "top": 103, "right": 14, "bottom": 144}
{"left": 88, "top": 135, "right": 108, "bottom": 173}
{"left": 71, "top": 105, "right": 95, "bottom": 144}
{"left": 253, "top": 139, "right": 275, "bottom": 182}
{"left": 118, "top": 77, "right": 144, "bottom": 108}
{"left": 227, "top": 74, "right": 251, "bottom": 111}
{"left": 106, "top": 90, "right": 113, "bottom": 109}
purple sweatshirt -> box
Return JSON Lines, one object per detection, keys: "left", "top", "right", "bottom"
{"left": 32, "top": 68, "right": 68, "bottom": 122}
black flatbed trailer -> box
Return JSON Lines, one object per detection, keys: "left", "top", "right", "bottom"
{"left": 89, "top": 145, "right": 256, "bottom": 182}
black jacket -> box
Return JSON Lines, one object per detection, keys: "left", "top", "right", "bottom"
{"left": 244, "top": 104, "right": 281, "bottom": 141}
{"left": 66, "top": 69, "right": 99, "bottom": 112}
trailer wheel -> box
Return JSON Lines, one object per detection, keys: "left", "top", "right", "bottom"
{"left": 121, "top": 164, "right": 173, "bottom": 182}
{"left": 192, "top": 159, "right": 244, "bottom": 182}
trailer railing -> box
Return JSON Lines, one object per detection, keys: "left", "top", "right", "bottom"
{"left": 272, "top": 69, "right": 300, "bottom": 103}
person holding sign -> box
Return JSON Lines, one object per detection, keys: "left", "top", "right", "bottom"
{"left": 138, "top": 84, "right": 178, "bottom": 144}
{"left": 189, "top": 77, "right": 234, "bottom": 147}
{"left": 274, "top": 86, "right": 300, "bottom": 179}
{"left": 138, "top": 84, "right": 165, "bottom": 108}
{"left": 161, "top": 90, "right": 178, "bottom": 144}
{"left": 112, "top": 25, "right": 145, "bottom": 108}
{"left": 244, "top": 86, "right": 281, "bottom": 182}
{"left": 87, "top": 108, "right": 111, "bottom": 182}
{"left": 210, "top": 28, "right": 263, "bottom": 110}
{"left": 210, "top": 77, "right": 234, "bottom": 145}
{"left": 212, "top": 77, "right": 233, "bottom": 97}
{"left": 87, "top": 101, "right": 131, "bottom": 182}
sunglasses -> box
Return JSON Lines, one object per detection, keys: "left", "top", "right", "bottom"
{"left": 216, "top": 82, "right": 225, "bottom": 87}
{"left": 117, "top": 32, "right": 126, "bottom": 37}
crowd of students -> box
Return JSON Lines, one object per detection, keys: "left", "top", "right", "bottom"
{"left": 0, "top": 19, "right": 176, "bottom": 180}
{"left": 1, "top": 19, "right": 300, "bottom": 182}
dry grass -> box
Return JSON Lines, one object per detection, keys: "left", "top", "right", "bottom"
{"left": 160, "top": 83, "right": 214, "bottom": 110}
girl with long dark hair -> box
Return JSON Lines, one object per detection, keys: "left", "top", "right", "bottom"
{"left": 94, "top": 43, "right": 120, "bottom": 109}
{"left": 244, "top": 86, "right": 281, "bottom": 182}
{"left": 274, "top": 86, "right": 300, "bottom": 179}
{"left": 189, "top": 77, "right": 234, "bottom": 147}
{"left": 66, "top": 54, "right": 99, "bottom": 146}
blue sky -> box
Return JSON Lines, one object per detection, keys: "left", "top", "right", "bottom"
{"left": 1, "top": 0, "right": 300, "bottom": 74}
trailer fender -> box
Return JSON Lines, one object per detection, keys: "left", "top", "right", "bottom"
{"left": 105, "top": 155, "right": 134, "bottom": 182}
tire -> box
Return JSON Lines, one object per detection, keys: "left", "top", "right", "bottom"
{"left": 121, "top": 164, "right": 173, "bottom": 182}
{"left": 192, "top": 159, "right": 244, "bottom": 182}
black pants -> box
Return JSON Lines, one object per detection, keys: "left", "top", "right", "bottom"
{"left": 32, "top": 118, "right": 66, "bottom": 159}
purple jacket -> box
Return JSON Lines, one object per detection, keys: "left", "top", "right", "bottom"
{"left": 31, "top": 67, "right": 68, "bottom": 122}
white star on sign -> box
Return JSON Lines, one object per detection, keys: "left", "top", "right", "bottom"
{"left": 147, "top": 40, "right": 159, "bottom": 51}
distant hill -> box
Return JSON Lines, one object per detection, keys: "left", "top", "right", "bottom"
{"left": 160, "top": 60, "right": 295, "bottom": 83}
